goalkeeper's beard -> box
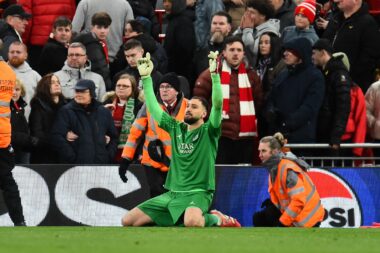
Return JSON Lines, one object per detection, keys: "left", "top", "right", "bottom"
{"left": 184, "top": 115, "right": 201, "bottom": 125}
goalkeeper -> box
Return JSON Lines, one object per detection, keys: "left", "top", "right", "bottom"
{"left": 120, "top": 51, "right": 241, "bottom": 227}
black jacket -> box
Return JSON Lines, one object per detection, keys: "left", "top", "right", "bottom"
{"left": 51, "top": 99, "right": 118, "bottom": 164}
{"left": 164, "top": 0, "right": 196, "bottom": 84}
{"left": 317, "top": 56, "right": 352, "bottom": 145}
{"left": 0, "top": 22, "right": 20, "bottom": 60}
{"left": 73, "top": 32, "right": 112, "bottom": 90}
{"left": 29, "top": 97, "right": 66, "bottom": 163}
{"left": 267, "top": 38, "right": 325, "bottom": 143}
{"left": 323, "top": 3, "right": 380, "bottom": 92}
{"left": 10, "top": 98, "right": 34, "bottom": 153}
{"left": 127, "top": 0, "right": 160, "bottom": 40}
{"left": 38, "top": 38, "right": 68, "bottom": 76}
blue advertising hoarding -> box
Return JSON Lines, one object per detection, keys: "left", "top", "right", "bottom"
{"left": 213, "top": 167, "right": 380, "bottom": 228}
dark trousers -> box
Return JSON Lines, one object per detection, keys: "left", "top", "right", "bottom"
{"left": 0, "top": 146, "right": 25, "bottom": 225}
{"left": 144, "top": 165, "right": 168, "bottom": 198}
{"left": 253, "top": 198, "right": 321, "bottom": 227}
{"left": 216, "top": 136, "right": 260, "bottom": 165}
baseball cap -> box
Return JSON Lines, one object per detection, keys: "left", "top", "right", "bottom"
{"left": 3, "top": 4, "right": 32, "bottom": 19}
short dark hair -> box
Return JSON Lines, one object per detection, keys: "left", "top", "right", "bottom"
{"left": 223, "top": 35, "right": 245, "bottom": 51}
{"left": 91, "top": 12, "right": 112, "bottom": 27}
{"left": 124, "top": 39, "right": 143, "bottom": 51}
{"left": 191, "top": 96, "right": 209, "bottom": 114}
{"left": 53, "top": 16, "right": 72, "bottom": 29}
{"left": 211, "top": 11, "right": 232, "bottom": 25}
{"left": 126, "top": 20, "right": 145, "bottom": 34}
{"left": 246, "top": 0, "right": 275, "bottom": 20}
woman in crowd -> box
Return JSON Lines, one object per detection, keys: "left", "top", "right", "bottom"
{"left": 29, "top": 73, "right": 66, "bottom": 163}
{"left": 255, "top": 32, "right": 285, "bottom": 137}
{"left": 103, "top": 74, "right": 143, "bottom": 163}
{"left": 10, "top": 79, "right": 37, "bottom": 164}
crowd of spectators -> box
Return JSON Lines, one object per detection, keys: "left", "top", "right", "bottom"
{"left": 1, "top": 0, "right": 380, "bottom": 166}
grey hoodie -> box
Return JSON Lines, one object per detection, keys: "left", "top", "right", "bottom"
{"left": 55, "top": 60, "right": 106, "bottom": 101}
{"left": 234, "top": 19, "right": 281, "bottom": 67}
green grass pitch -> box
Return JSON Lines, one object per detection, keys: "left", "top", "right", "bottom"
{"left": 0, "top": 227, "right": 379, "bottom": 253}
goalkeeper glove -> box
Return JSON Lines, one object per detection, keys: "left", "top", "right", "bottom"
{"left": 137, "top": 52, "right": 154, "bottom": 77}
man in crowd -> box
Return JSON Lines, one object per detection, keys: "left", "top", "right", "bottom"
{"left": 194, "top": 36, "right": 262, "bottom": 165}
{"left": 51, "top": 79, "right": 117, "bottom": 164}
{"left": 38, "top": 16, "right": 73, "bottom": 76}
{"left": 0, "top": 4, "right": 31, "bottom": 60}
{"left": 7, "top": 41, "right": 41, "bottom": 119}
{"left": 54, "top": 42, "right": 106, "bottom": 101}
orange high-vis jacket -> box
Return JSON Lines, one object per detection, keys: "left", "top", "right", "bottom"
{"left": 121, "top": 97, "right": 188, "bottom": 172}
{"left": 268, "top": 158, "right": 325, "bottom": 227}
{"left": 0, "top": 60, "right": 16, "bottom": 148}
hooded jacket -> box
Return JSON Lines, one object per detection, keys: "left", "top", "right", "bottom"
{"left": 54, "top": 60, "right": 106, "bottom": 100}
{"left": 267, "top": 37, "right": 325, "bottom": 143}
{"left": 235, "top": 19, "right": 281, "bottom": 67}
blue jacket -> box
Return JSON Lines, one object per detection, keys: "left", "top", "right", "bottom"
{"left": 51, "top": 99, "right": 117, "bottom": 164}
{"left": 267, "top": 37, "right": 325, "bottom": 143}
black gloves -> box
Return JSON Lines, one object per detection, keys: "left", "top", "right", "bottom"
{"left": 275, "top": 219, "right": 286, "bottom": 227}
{"left": 260, "top": 198, "right": 272, "bottom": 209}
{"left": 30, "top": 136, "right": 39, "bottom": 147}
{"left": 118, "top": 158, "right": 131, "bottom": 183}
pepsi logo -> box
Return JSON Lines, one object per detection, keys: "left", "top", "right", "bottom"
{"left": 308, "top": 168, "right": 362, "bottom": 228}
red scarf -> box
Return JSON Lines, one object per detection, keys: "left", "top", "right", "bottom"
{"left": 220, "top": 60, "right": 257, "bottom": 137}
{"left": 100, "top": 40, "right": 109, "bottom": 64}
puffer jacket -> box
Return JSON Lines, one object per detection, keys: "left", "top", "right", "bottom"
{"left": 19, "top": 0, "right": 76, "bottom": 46}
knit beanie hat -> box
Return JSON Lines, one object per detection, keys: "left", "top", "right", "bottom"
{"left": 159, "top": 72, "right": 180, "bottom": 92}
{"left": 295, "top": 0, "right": 316, "bottom": 24}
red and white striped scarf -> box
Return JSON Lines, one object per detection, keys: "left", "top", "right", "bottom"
{"left": 220, "top": 60, "right": 257, "bottom": 137}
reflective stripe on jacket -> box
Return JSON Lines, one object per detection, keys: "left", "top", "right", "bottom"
{"left": 122, "top": 96, "right": 187, "bottom": 171}
{"left": 268, "top": 158, "right": 325, "bottom": 227}
{"left": 0, "top": 61, "right": 16, "bottom": 148}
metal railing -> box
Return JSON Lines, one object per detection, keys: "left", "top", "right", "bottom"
{"left": 285, "top": 143, "right": 380, "bottom": 167}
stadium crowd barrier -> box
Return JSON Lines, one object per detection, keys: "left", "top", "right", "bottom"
{"left": 0, "top": 164, "right": 379, "bottom": 227}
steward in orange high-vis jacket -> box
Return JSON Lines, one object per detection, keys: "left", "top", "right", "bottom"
{"left": 0, "top": 55, "right": 26, "bottom": 226}
{"left": 120, "top": 72, "right": 188, "bottom": 197}
{"left": 254, "top": 132, "right": 325, "bottom": 227}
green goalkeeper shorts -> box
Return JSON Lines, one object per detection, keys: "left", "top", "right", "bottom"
{"left": 138, "top": 191, "right": 213, "bottom": 226}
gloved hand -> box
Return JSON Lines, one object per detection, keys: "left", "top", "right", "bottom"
{"left": 137, "top": 52, "right": 154, "bottom": 77}
{"left": 208, "top": 51, "right": 219, "bottom": 74}
{"left": 118, "top": 158, "right": 131, "bottom": 183}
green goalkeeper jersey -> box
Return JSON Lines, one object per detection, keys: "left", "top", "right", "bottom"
{"left": 159, "top": 112, "right": 221, "bottom": 191}
{"left": 142, "top": 73, "right": 223, "bottom": 192}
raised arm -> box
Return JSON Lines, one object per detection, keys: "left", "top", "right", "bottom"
{"left": 208, "top": 51, "right": 223, "bottom": 128}
{"left": 137, "top": 53, "right": 165, "bottom": 123}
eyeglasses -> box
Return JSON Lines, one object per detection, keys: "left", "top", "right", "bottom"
{"left": 116, "top": 84, "right": 132, "bottom": 89}
{"left": 159, "top": 85, "right": 174, "bottom": 90}
{"left": 68, "top": 53, "right": 86, "bottom": 58}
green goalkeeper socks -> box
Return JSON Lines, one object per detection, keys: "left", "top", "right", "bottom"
{"left": 204, "top": 213, "right": 220, "bottom": 227}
